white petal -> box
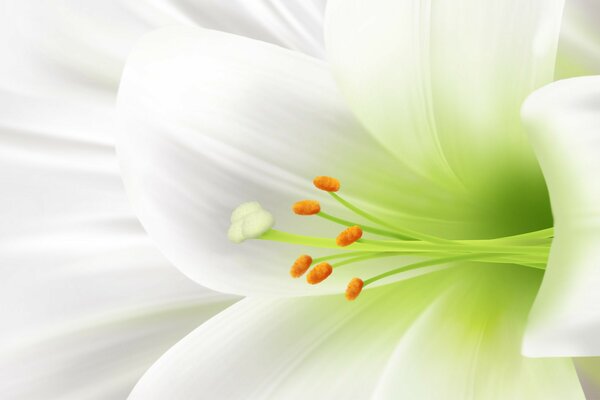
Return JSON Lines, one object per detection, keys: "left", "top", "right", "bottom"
{"left": 325, "top": 0, "right": 564, "bottom": 228}
{"left": 522, "top": 76, "right": 600, "bottom": 356}
{"left": 372, "top": 266, "right": 584, "bottom": 400}
{"left": 129, "top": 266, "right": 584, "bottom": 399}
{"left": 128, "top": 271, "right": 447, "bottom": 400}
{"left": 0, "top": 0, "right": 325, "bottom": 103}
{"left": 117, "top": 26, "right": 450, "bottom": 296}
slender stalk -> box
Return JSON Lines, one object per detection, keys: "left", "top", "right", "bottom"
{"left": 363, "top": 253, "right": 501, "bottom": 286}
{"left": 329, "top": 192, "right": 452, "bottom": 244}
{"left": 317, "top": 212, "right": 413, "bottom": 240}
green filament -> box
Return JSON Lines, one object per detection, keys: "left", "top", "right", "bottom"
{"left": 260, "top": 230, "right": 549, "bottom": 266}
{"left": 317, "top": 211, "right": 413, "bottom": 240}
{"left": 329, "top": 192, "right": 452, "bottom": 244}
{"left": 363, "top": 253, "right": 501, "bottom": 286}
{"left": 246, "top": 178, "right": 554, "bottom": 296}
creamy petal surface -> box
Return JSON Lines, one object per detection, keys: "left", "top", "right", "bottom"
{"left": 325, "top": 0, "right": 565, "bottom": 237}
{"left": 373, "top": 266, "right": 583, "bottom": 399}
{"left": 522, "top": 76, "right": 600, "bottom": 357}
{"left": 129, "top": 267, "right": 583, "bottom": 400}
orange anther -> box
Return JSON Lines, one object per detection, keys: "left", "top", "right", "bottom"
{"left": 292, "top": 200, "right": 321, "bottom": 215}
{"left": 336, "top": 226, "right": 363, "bottom": 247}
{"left": 290, "top": 255, "right": 312, "bottom": 278}
{"left": 345, "top": 278, "right": 364, "bottom": 301}
{"left": 313, "top": 176, "right": 340, "bottom": 192}
{"left": 306, "top": 262, "right": 333, "bottom": 285}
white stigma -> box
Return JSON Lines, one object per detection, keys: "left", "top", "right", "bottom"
{"left": 228, "top": 201, "right": 275, "bottom": 243}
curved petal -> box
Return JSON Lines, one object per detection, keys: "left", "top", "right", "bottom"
{"left": 325, "top": 0, "right": 565, "bottom": 235}
{"left": 129, "top": 266, "right": 583, "bottom": 399}
{"left": 522, "top": 76, "right": 600, "bottom": 356}
{"left": 372, "top": 266, "right": 583, "bottom": 400}
{"left": 117, "top": 26, "right": 466, "bottom": 296}
{"left": 128, "top": 269, "right": 448, "bottom": 399}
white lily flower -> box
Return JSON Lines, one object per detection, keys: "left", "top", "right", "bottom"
{"left": 3, "top": 0, "right": 600, "bottom": 398}
{"left": 114, "top": 1, "right": 599, "bottom": 399}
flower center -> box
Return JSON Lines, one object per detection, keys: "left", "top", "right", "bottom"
{"left": 229, "top": 176, "right": 553, "bottom": 301}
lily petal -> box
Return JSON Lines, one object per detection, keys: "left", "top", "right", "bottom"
{"left": 372, "top": 266, "right": 583, "bottom": 400}
{"left": 128, "top": 266, "right": 583, "bottom": 399}
{"left": 325, "top": 0, "right": 564, "bottom": 235}
{"left": 117, "top": 26, "right": 460, "bottom": 296}
{"left": 129, "top": 269, "right": 448, "bottom": 399}
{"left": 522, "top": 76, "right": 600, "bottom": 357}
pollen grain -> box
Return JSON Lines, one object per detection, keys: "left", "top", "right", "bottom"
{"left": 306, "top": 262, "right": 333, "bottom": 284}
{"left": 336, "top": 226, "right": 363, "bottom": 247}
{"left": 313, "top": 176, "right": 340, "bottom": 192}
{"left": 345, "top": 278, "right": 364, "bottom": 301}
{"left": 290, "top": 255, "right": 313, "bottom": 278}
{"left": 292, "top": 200, "right": 321, "bottom": 215}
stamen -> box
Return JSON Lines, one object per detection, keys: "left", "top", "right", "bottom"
{"left": 229, "top": 172, "right": 553, "bottom": 302}
{"left": 290, "top": 254, "right": 312, "bottom": 278}
{"left": 261, "top": 230, "right": 550, "bottom": 264}
{"left": 292, "top": 200, "right": 321, "bottom": 215}
{"left": 336, "top": 226, "right": 363, "bottom": 247}
{"left": 328, "top": 192, "right": 451, "bottom": 244}
{"left": 345, "top": 278, "right": 364, "bottom": 301}
{"left": 306, "top": 262, "right": 333, "bottom": 284}
{"left": 313, "top": 176, "right": 341, "bottom": 192}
